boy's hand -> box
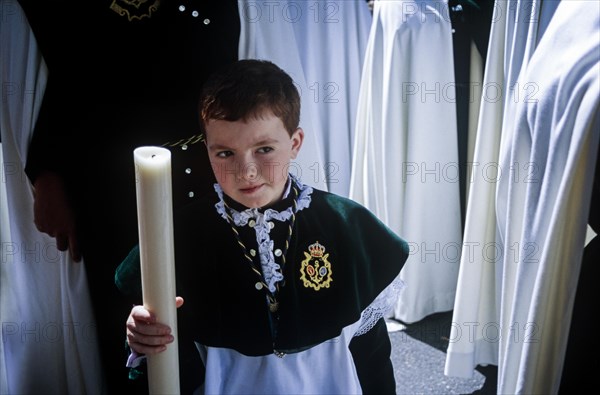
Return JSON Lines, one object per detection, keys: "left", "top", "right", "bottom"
{"left": 126, "top": 297, "right": 184, "bottom": 355}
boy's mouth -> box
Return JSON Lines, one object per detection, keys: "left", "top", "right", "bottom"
{"left": 239, "top": 184, "right": 263, "bottom": 194}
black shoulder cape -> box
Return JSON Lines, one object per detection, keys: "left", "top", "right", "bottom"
{"left": 116, "top": 187, "right": 408, "bottom": 356}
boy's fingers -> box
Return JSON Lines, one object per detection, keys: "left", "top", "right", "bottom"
{"left": 128, "top": 341, "right": 168, "bottom": 356}
{"left": 126, "top": 322, "right": 174, "bottom": 356}
{"left": 127, "top": 329, "right": 174, "bottom": 346}
{"left": 126, "top": 317, "right": 171, "bottom": 336}
{"left": 130, "top": 305, "right": 156, "bottom": 323}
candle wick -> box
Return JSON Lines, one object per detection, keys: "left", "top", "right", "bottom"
{"left": 152, "top": 154, "right": 156, "bottom": 158}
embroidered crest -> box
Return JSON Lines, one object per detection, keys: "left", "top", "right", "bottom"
{"left": 109, "top": 0, "right": 161, "bottom": 21}
{"left": 300, "top": 241, "right": 332, "bottom": 291}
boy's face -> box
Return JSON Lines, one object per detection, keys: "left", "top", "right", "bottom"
{"left": 205, "top": 111, "right": 304, "bottom": 209}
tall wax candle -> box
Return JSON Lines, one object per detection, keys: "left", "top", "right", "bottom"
{"left": 133, "top": 146, "right": 180, "bottom": 394}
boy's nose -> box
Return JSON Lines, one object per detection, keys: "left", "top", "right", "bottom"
{"left": 237, "top": 160, "right": 259, "bottom": 182}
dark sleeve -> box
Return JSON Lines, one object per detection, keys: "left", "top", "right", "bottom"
{"left": 121, "top": 338, "right": 204, "bottom": 394}
{"left": 349, "top": 318, "right": 396, "bottom": 395}
{"left": 24, "top": 77, "right": 75, "bottom": 183}
{"left": 114, "top": 244, "right": 143, "bottom": 299}
{"left": 17, "top": 0, "right": 80, "bottom": 184}
{"left": 114, "top": 244, "right": 205, "bottom": 392}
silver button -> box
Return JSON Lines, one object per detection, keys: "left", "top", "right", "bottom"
{"left": 185, "top": 168, "right": 192, "bottom": 174}
{"left": 203, "top": 18, "right": 210, "bottom": 25}
{"left": 268, "top": 222, "right": 275, "bottom": 229}
{"left": 192, "top": 10, "right": 199, "bottom": 17}
{"left": 255, "top": 282, "right": 263, "bottom": 290}
{"left": 249, "top": 219, "right": 256, "bottom": 227}
{"left": 188, "top": 191, "right": 194, "bottom": 198}
{"left": 181, "top": 144, "right": 188, "bottom": 150}
{"left": 274, "top": 249, "right": 282, "bottom": 257}
{"left": 250, "top": 249, "right": 256, "bottom": 257}
{"left": 178, "top": 5, "right": 185, "bottom": 12}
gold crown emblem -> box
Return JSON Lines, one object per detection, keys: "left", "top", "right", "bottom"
{"left": 308, "top": 241, "right": 325, "bottom": 258}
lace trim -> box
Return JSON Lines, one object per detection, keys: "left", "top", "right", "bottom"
{"left": 354, "top": 276, "right": 405, "bottom": 337}
{"left": 214, "top": 174, "right": 313, "bottom": 292}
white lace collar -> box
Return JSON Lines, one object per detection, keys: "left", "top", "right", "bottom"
{"left": 213, "top": 174, "right": 313, "bottom": 292}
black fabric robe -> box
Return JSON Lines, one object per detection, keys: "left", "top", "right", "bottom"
{"left": 17, "top": 1, "right": 240, "bottom": 391}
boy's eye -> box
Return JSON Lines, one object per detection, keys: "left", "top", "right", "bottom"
{"left": 216, "top": 150, "right": 233, "bottom": 158}
{"left": 257, "top": 147, "right": 274, "bottom": 154}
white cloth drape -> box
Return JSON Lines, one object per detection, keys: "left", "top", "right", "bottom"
{"left": 237, "top": 0, "right": 372, "bottom": 195}
{"left": 350, "top": 0, "right": 462, "bottom": 323}
{"left": 445, "top": 0, "right": 561, "bottom": 378}
{"left": 496, "top": 1, "right": 599, "bottom": 392}
{"left": 446, "top": 1, "right": 600, "bottom": 393}
{"left": 287, "top": 1, "right": 372, "bottom": 197}
{"left": 0, "top": 2, "right": 104, "bottom": 393}
{"left": 465, "top": 40, "right": 483, "bottom": 200}
{"left": 445, "top": 0, "right": 558, "bottom": 378}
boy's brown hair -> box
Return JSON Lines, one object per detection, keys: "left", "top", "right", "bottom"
{"left": 198, "top": 59, "right": 301, "bottom": 136}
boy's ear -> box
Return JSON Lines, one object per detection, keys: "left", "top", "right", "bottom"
{"left": 291, "top": 128, "right": 304, "bottom": 159}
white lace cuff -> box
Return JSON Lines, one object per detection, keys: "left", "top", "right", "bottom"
{"left": 354, "top": 276, "right": 405, "bottom": 336}
{"left": 126, "top": 350, "right": 146, "bottom": 369}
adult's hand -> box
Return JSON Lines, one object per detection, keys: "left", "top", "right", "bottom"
{"left": 32, "top": 170, "right": 81, "bottom": 262}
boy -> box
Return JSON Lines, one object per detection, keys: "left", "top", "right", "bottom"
{"left": 117, "top": 59, "right": 408, "bottom": 394}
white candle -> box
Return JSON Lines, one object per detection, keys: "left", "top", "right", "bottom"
{"left": 133, "top": 146, "right": 180, "bottom": 394}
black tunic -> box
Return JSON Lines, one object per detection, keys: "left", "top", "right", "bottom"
{"left": 116, "top": 179, "right": 409, "bottom": 393}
